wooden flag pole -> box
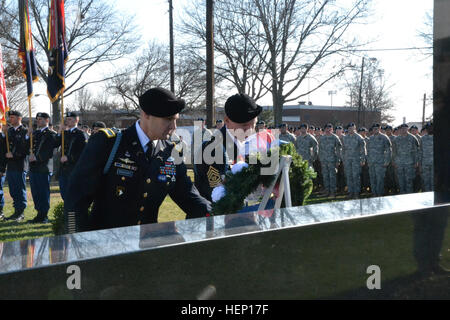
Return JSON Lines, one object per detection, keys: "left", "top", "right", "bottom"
{"left": 61, "top": 94, "right": 65, "bottom": 157}
{"left": 28, "top": 97, "right": 33, "bottom": 153}
{"left": 5, "top": 118, "right": 10, "bottom": 154}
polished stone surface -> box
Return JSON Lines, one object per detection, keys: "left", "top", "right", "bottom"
{"left": 0, "top": 191, "right": 448, "bottom": 299}
{"left": 0, "top": 192, "right": 438, "bottom": 275}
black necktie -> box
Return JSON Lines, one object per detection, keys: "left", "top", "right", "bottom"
{"left": 146, "top": 141, "right": 153, "bottom": 159}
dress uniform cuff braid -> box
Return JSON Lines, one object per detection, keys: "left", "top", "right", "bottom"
{"left": 67, "top": 211, "right": 77, "bottom": 234}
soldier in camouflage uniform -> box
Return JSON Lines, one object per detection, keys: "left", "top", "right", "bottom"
{"left": 419, "top": 123, "right": 434, "bottom": 192}
{"left": 358, "top": 128, "right": 371, "bottom": 194}
{"left": 384, "top": 125, "right": 398, "bottom": 194}
{"left": 366, "top": 124, "right": 392, "bottom": 197}
{"left": 313, "top": 127, "right": 323, "bottom": 191}
{"left": 295, "top": 123, "right": 318, "bottom": 166}
{"left": 342, "top": 123, "right": 366, "bottom": 199}
{"left": 392, "top": 124, "right": 419, "bottom": 195}
{"left": 279, "top": 123, "right": 297, "bottom": 144}
{"left": 410, "top": 125, "right": 423, "bottom": 192}
{"left": 335, "top": 126, "right": 346, "bottom": 194}
{"left": 318, "top": 123, "right": 342, "bottom": 197}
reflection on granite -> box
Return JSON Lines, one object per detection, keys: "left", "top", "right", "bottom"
{"left": 0, "top": 192, "right": 437, "bottom": 275}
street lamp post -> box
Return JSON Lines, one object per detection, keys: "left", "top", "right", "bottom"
{"left": 328, "top": 90, "right": 337, "bottom": 107}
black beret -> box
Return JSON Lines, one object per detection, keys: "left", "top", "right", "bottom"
{"left": 138, "top": 88, "right": 185, "bottom": 117}
{"left": 93, "top": 121, "right": 106, "bottom": 129}
{"left": 36, "top": 112, "right": 50, "bottom": 119}
{"left": 410, "top": 125, "right": 418, "bottom": 130}
{"left": 385, "top": 125, "right": 393, "bottom": 130}
{"left": 335, "top": 126, "right": 343, "bottom": 130}
{"left": 358, "top": 127, "right": 367, "bottom": 132}
{"left": 372, "top": 123, "right": 381, "bottom": 128}
{"left": 324, "top": 123, "right": 333, "bottom": 129}
{"left": 8, "top": 111, "right": 22, "bottom": 117}
{"left": 400, "top": 123, "right": 409, "bottom": 128}
{"left": 347, "top": 122, "right": 356, "bottom": 128}
{"left": 299, "top": 123, "right": 308, "bottom": 129}
{"left": 225, "top": 93, "right": 262, "bottom": 124}
{"left": 197, "top": 118, "right": 205, "bottom": 122}
{"left": 279, "top": 123, "right": 287, "bottom": 128}
{"left": 309, "top": 125, "right": 315, "bottom": 130}
{"left": 315, "top": 127, "right": 322, "bottom": 131}
{"left": 216, "top": 119, "right": 223, "bottom": 124}
{"left": 66, "top": 111, "right": 79, "bottom": 118}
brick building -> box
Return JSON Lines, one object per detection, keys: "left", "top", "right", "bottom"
{"left": 271, "top": 103, "right": 382, "bottom": 128}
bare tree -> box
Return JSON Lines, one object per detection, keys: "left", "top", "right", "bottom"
{"left": 417, "top": 10, "right": 433, "bottom": 57}
{"left": 180, "top": 0, "right": 271, "bottom": 102}
{"left": 345, "top": 57, "right": 395, "bottom": 124}
{"left": 248, "top": 0, "right": 371, "bottom": 125}
{"left": 108, "top": 42, "right": 212, "bottom": 116}
{"left": 107, "top": 42, "right": 170, "bottom": 118}
{"left": 181, "top": 0, "right": 370, "bottom": 125}
{"left": 0, "top": 0, "right": 140, "bottom": 124}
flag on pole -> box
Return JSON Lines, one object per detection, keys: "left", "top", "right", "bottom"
{"left": 0, "top": 45, "right": 10, "bottom": 124}
{"left": 47, "top": 0, "right": 68, "bottom": 103}
{"left": 18, "top": 0, "right": 39, "bottom": 98}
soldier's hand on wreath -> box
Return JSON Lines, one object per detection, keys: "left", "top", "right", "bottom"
{"left": 6, "top": 152, "right": 13, "bottom": 159}
{"left": 60, "top": 155, "right": 68, "bottom": 163}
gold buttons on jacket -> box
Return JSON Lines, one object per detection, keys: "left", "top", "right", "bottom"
{"left": 140, "top": 206, "right": 145, "bottom": 212}
{"left": 121, "top": 177, "right": 126, "bottom": 181}
{"left": 146, "top": 178, "right": 151, "bottom": 184}
{"left": 143, "top": 193, "right": 148, "bottom": 198}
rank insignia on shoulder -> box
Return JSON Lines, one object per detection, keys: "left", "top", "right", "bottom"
{"left": 99, "top": 128, "right": 116, "bottom": 139}
{"left": 207, "top": 166, "right": 222, "bottom": 188}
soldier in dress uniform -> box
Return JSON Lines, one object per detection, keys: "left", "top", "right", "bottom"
{"left": 392, "top": 123, "right": 419, "bottom": 194}
{"left": 342, "top": 123, "right": 366, "bottom": 199}
{"left": 294, "top": 123, "right": 318, "bottom": 167}
{"left": 92, "top": 121, "right": 107, "bottom": 135}
{"left": 318, "top": 123, "right": 342, "bottom": 198}
{"left": 4, "top": 111, "right": 29, "bottom": 222}
{"left": 55, "top": 112, "right": 88, "bottom": 201}
{"left": 64, "top": 87, "right": 211, "bottom": 233}
{"left": 0, "top": 123, "right": 7, "bottom": 221}
{"left": 28, "top": 113, "right": 57, "bottom": 223}
{"left": 194, "top": 93, "right": 263, "bottom": 202}
{"left": 366, "top": 124, "right": 391, "bottom": 197}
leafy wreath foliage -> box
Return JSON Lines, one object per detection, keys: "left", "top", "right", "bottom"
{"left": 211, "top": 143, "right": 316, "bottom": 215}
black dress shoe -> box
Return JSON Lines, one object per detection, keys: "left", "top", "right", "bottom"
{"left": 30, "top": 215, "right": 49, "bottom": 224}
{"left": 5, "top": 211, "right": 23, "bottom": 221}
{"left": 15, "top": 214, "right": 25, "bottom": 222}
{"left": 0, "top": 213, "right": 5, "bottom": 221}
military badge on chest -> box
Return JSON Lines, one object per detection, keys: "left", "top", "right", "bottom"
{"left": 158, "top": 156, "right": 177, "bottom": 187}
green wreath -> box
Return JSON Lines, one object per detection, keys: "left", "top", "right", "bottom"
{"left": 211, "top": 143, "right": 316, "bottom": 215}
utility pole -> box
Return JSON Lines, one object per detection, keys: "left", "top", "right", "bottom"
{"left": 422, "top": 93, "right": 427, "bottom": 127}
{"left": 169, "top": 0, "right": 175, "bottom": 94}
{"left": 357, "top": 57, "right": 365, "bottom": 128}
{"left": 206, "top": 0, "right": 215, "bottom": 128}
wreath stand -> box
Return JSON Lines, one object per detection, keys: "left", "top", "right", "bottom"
{"left": 257, "top": 155, "right": 293, "bottom": 211}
